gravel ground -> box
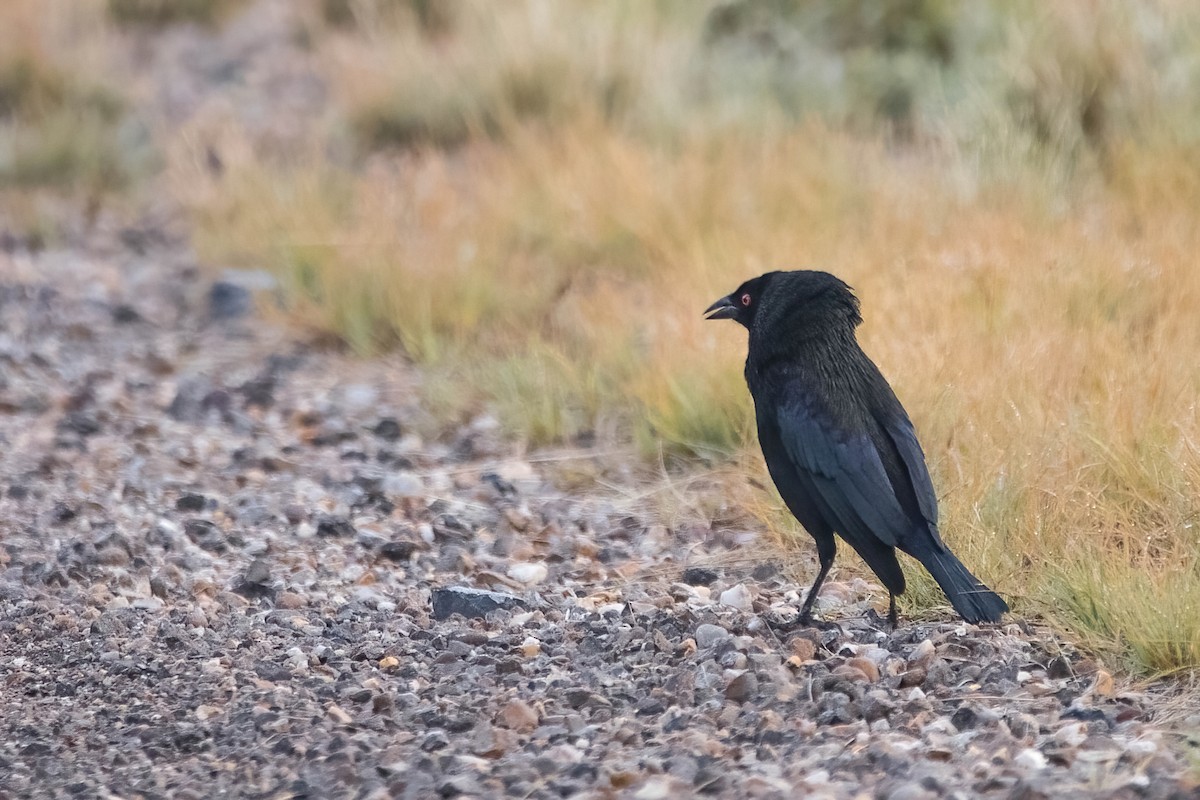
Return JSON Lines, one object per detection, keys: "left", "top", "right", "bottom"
{"left": 3, "top": 3, "right": 1200, "bottom": 798}
{"left": 2, "top": 215, "right": 1199, "bottom": 800}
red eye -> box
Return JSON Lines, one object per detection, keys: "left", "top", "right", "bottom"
{"left": 740, "top": 293, "right": 752, "bottom": 307}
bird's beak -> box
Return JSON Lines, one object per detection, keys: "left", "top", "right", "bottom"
{"left": 704, "top": 295, "right": 738, "bottom": 320}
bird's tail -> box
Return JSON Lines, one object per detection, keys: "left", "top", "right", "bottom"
{"left": 915, "top": 546, "right": 1008, "bottom": 624}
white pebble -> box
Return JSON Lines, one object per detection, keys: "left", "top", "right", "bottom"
{"left": 1014, "top": 748, "right": 1048, "bottom": 770}
{"left": 507, "top": 562, "right": 549, "bottom": 585}
{"left": 719, "top": 583, "right": 754, "bottom": 612}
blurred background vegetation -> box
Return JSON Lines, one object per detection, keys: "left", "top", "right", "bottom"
{"left": 5, "top": 0, "right": 1200, "bottom": 674}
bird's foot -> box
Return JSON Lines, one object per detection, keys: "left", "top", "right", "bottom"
{"left": 799, "top": 615, "right": 843, "bottom": 634}
{"left": 865, "top": 608, "right": 897, "bottom": 631}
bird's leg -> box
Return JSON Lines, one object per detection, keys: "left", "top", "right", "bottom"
{"left": 888, "top": 594, "right": 898, "bottom": 628}
{"left": 798, "top": 554, "right": 834, "bottom": 626}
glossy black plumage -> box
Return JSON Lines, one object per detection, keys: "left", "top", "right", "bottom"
{"left": 706, "top": 270, "right": 1007, "bottom": 625}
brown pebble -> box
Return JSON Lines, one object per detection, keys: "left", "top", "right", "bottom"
{"left": 277, "top": 591, "right": 307, "bottom": 609}
{"left": 1091, "top": 669, "right": 1115, "bottom": 697}
{"left": 496, "top": 699, "right": 539, "bottom": 732}
{"left": 832, "top": 665, "right": 871, "bottom": 684}
{"left": 790, "top": 637, "right": 817, "bottom": 661}
{"left": 96, "top": 547, "right": 129, "bottom": 566}
{"left": 327, "top": 704, "right": 353, "bottom": 725}
{"left": 725, "top": 670, "right": 758, "bottom": 702}
{"left": 899, "top": 667, "right": 927, "bottom": 688}
{"left": 846, "top": 657, "right": 880, "bottom": 682}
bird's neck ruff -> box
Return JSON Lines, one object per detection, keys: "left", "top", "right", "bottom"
{"left": 748, "top": 297, "right": 862, "bottom": 371}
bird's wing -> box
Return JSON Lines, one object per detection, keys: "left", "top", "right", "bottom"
{"left": 879, "top": 412, "right": 939, "bottom": 528}
{"left": 775, "top": 389, "right": 913, "bottom": 548}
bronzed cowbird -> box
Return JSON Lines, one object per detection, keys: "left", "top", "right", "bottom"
{"left": 706, "top": 270, "right": 1007, "bottom": 625}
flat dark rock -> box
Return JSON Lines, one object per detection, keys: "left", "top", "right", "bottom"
{"left": 430, "top": 587, "right": 527, "bottom": 620}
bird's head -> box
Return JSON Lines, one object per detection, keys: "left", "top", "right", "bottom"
{"left": 704, "top": 270, "right": 861, "bottom": 335}
{"left": 703, "top": 273, "right": 771, "bottom": 328}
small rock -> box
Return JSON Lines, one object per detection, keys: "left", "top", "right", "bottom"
{"left": 111, "top": 303, "right": 142, "bottom": 324}
{"left": 327, "top": 705, "right": 353, "bottom": 725}
{"left": 695, "top": 624, "right": 732, "bottom": 649}
{"left": 470, "top": 725, "right": 510, "bottom": 758}
{"left": 209, "top": 281, "right": 252, "bottom": 319}
{"left": 175, "top": 493, "right": 209, "bottom": 512}
{"left": 861, "top": 690, "right": 895, "bottom": 722}
{"left": 950, "top": 705, "right": 979, "bottom": 731}
{"left": 421, "top": 731, "right": 449, "bottom": 752}
{"left": 790, "top": 637, "right": 817, "bottom": 661}
{"left": 724, "top": 670, "right": 758, "bottom": 702}
{"left": 682, "top": 567, "right": 719, "bottom": 586}
{"left": 503, "top": 507, "right": 531, "bottom": 531}
{"left": 166, "top": 376, "right": 218, "bottom": 422}
{"left": 50, "top": 502, "right": 77, "bottom": 525}
{"left": 908, "top": 639, "right": 936, "bottom": 667}
{"left": 384, "top": 472, "right": 423, "bottom": 498}
{"left": 371, "top": 417, "right": 403, "bottom": 441}
{"left": 496, "top": 699, "right": 539, "bottom": 732}
{"left": 1055, "top": 722, "right": 1088, "bottom": 747}
{"left": 1014, "top": 748, "right": 1048, "bottom": 770}
{"left": 886, "top": 782, "right": 934, "bottom": 800}
{"left": 899, "top": 667, "right": 927, "bottom": 688}
{"left": 507, "top": 562, "right": 548, "bottom": 585}
{"left": 379, "top": 540, "right": 417, "bottom": 562}
{"left": 1091, "top": 669, "right": 1115, "bottom": 697}
{"left": 846, "top": 656, "right": 880, "bottom": 682}
{"left": 831, "top": 665, "right": 871, "bottom": 685}
{"left": 634, "top": 778, "right": 683, "bottom": 800}
{"left": 1047, "top": 655, "right": 1073, "bottom": 679}
{"left": 194, "top": 705, "right": 223, "bottom": 721}
{"left": 184, "top": 519, "right": 224, "bottom": 552}
{"left": 277, "top": 591, "right": 306, "bottom": 609}
{"left": 232, "top": 558, "right": 273, "bottom": 599}
{"left": 316, "top": 515, "right": 355, "bottom": 538}
{"left": 239, "top": 373, "right": 275, "bottom": 408}
{"left": 719, "top": 583, "right": 753, "bottom": 612}
{"left": 1006, "top": 712, "right": 1040, "bottom": 742}
{"left": 430, "top": 587, "right": 526, "bottom": 620}
{"left": 480, "top": 472, "right": 516, "bottom": 496}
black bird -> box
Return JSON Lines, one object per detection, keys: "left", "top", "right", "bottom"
{"left": 706, "top": 270, "right": 1007, "bottom": 626}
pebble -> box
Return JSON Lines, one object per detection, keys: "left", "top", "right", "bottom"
{"left": 724, "top": 670, "right": 758, "bottom": 702}
{"left": 277, "top": 591, "right": 307, "bottom": 609}
{"left": 195, "top": 705, "right": 223, "bottom": 721}
{"left": 695, "top": 623, "right": 732, "bottom": 649}
{"left": 1015, "top": 748, "right": 1049, "bottom": 770}
{"left": 430, "top": 587, "right": 527, "bottom": 620}
{"left": 719, "top": 583, "right": 753, "bottom": 612}
{"left": 846, "top": 657, "right": 880, "bottom": 682}
{"left": 507, "top": 562, "right": 549, "bottom": 585}
{"left": 1055, "top": 722, "right": 1088, "bottom": 747}
{"left": 496, "top": 700, "right": 539, "bottom": 733}
{"left": 908, "top": 639, "right": 936, "bottom": 667}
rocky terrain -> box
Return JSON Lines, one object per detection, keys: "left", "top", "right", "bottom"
{"left": 1, "top": 222, "right": 1199, "bottom": 800}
